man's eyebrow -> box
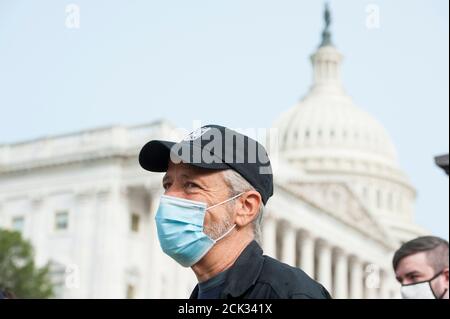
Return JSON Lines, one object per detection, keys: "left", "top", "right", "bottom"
{"left": 162, "top": 171, "right": 209, "bottom": 187}
{"left": 405, "top": 271, "right": 421, "bottom": 278}
{"left": 396, "top": 270, "right": 422, "bottom": 283}
{"left": 162, "top": 173, "right": 195, "bottom": 182}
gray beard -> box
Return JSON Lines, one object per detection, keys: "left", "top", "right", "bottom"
{"left": 204, "top": 211, "right": 234, "bottom": 240}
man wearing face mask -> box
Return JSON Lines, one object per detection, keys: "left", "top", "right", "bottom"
{"left": 393, "top": 236, "right": 449, "bottom": 299}
{"left": 139, "top": 124, "right": 331, "bottom": 299}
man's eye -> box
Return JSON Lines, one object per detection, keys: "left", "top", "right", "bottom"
{"left": 185, "top": 182, "right": 199, "bottom": 189}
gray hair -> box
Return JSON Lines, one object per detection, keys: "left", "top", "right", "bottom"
{"left": 222, "top": 169, "right": 264, "bottom": 244}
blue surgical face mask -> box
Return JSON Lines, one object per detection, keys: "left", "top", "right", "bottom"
{"left": 155, "top": 192, "right": 243, "bottom": 267}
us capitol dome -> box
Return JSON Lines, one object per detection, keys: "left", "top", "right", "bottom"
{"left": 272, "top": 5, "right": 424, "bottom": 243}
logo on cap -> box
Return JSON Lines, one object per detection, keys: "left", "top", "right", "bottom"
{"left": 182, "top": 127, "right": 211, "bottom": 142}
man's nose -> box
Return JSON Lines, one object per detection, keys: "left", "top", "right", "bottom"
{"left": 402, "top": 279, "right": 414, "bottom": 285}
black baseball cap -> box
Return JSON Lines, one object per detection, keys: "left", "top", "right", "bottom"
{"left": 139, "top": 124, "right": 273, "bottom": 205}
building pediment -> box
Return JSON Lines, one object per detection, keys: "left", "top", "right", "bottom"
{"left": 278, "top": 181, "right": 397, "bottom": 249}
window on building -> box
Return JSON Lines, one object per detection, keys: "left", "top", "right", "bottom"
{"left": 12, "top": 216, "right": 25, "bottom": 233}
{"left": 376, "top": 190, "right": 382, "bottom": 209}
{"left": 397, "top": 195, "right": 403, "bottom": 211}
{"left": 362, "top": 187, "right": 368, "bottom": 199}
{"left": 130, "top": 213, "right": 140, "bottom": 233}
{"left": 55, "top": 211, "right": 69, "bottom": 231}
{"left": 387, "top": 192, "right": 394, "bottom": 211}
{"left": 305, "top": 130, "right": 311, "bottom": 139}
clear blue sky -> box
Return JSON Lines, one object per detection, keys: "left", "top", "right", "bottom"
{"left": 0, "top": 0, "right": 448, "bottom": 239}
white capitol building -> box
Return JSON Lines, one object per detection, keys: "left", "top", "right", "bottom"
{"left": 0, "top": 8, "right": 426, "bottom": 299}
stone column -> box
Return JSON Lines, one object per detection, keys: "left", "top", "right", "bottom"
{"left": 91, "top": 185, "right": 128, "bottom": 298}
{"left": 262, "top": 216, "right": 277, "bottom": 258}
{"left": 379, "top": 269, "right": 391, "bottom": 299}
{"left": 365, "top": 263, "right": 380, "bottom": 299}
{"left": 299, "top": 231, "right": 315, "bottom": 277}
{"left": 90, "top": 190, "right": 109, "bottom": 298}
{"left": 334, "top": 248, "right": 348, "bottom": 299}
{"left": 71, "top": 190, "right": 96, "bottom": 298}
{"left": 349, "top": 256, "right": 364, "bottom": 299}
{"left": 147, "top": 186, "right": 164, "bottom": 298}
{"left": 281, "top": 223, "right": 296, "bottom": 266}
{"left": 30, "top": 195, "right": 48, "bottom": 267}
{"left": 317, "top": 240, "right": 332, "bottom": 293}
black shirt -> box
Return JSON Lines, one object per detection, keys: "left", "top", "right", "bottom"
{"left": 197, "top": 268, "right": 230, "bottom": 299}
{"left": 190, "top": 240, "right": 332, "bottom": 299}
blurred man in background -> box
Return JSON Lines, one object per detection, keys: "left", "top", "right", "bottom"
{"left": 393, "top": 236, "right": 449, "bottom": 299}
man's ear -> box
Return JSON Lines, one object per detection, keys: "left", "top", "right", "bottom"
{"left": 234, "top": 191, "right": 262, "bottom": 227}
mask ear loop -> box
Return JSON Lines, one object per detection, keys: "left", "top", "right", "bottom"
{"left": 206, "top": 192, "right": 245, "bottom": 211}
{"left": 437, "top": 288, "right": 448, "bottom": 299}
{"left": 206, "top": 192, "right": 244, "bottom": 242}
{"left": 213, "top": 224, "right": 237, "bottom": 243}
{"left": 428, "top": 270, "right": 447, "bottom": 299}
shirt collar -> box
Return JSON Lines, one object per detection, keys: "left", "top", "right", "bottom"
{"left": 221, "top": 240, "right": 265, "bottom": 298}
{"left": 190, "top": 240, "right": 265, "bottom": 299}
